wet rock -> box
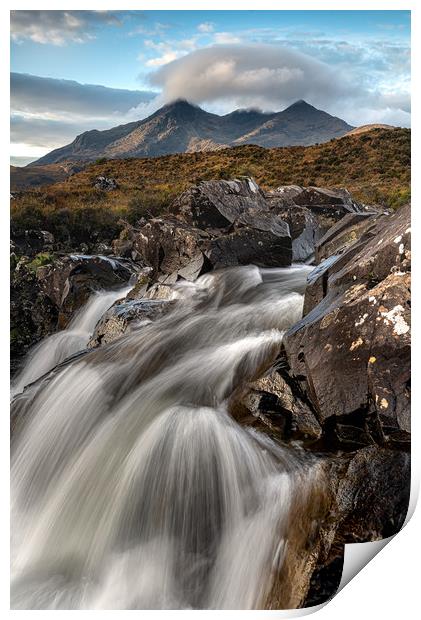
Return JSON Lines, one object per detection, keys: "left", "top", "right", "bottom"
{"left": 207, "top": 216, "right": 292, "bottom": 268}
{"left": 232, "top": 369, "right": 322, "bottom": 441}
{"left": 174, "top": 177, "right": 268, "bottom": 230}
{"left": 315, "top": 211, "right": 385, "bottom": 264}
{"left": 272, "top": 205, "right": 321, "bottom": 262}
{"left": 267, "top": 185, "right": 364, "bottom": 236}
{"left": 335, "top": 446, "right": 410, "bottom": 542}
{"left": 37, "top": 254, "right": 136, "bottom": 327}
{"left": 11, "top": 229, "right": 55, "bottom": 258}
{"left": 10, "top": 264, "right": 59, "bottom": 373}
{"left": 133, "top": 218, "right": 208, "bottom": 281}
{"left": 89, "top": 298, "right": 169, "bottom": 347}
{"left": 93, "top": 176, "right": 118, "bottom": 191}
{"left": 282, "top": 205, "right": 411, "bottom": 445}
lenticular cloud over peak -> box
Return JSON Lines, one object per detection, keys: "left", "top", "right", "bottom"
{"left": 148, "top": 43, "right": 352, "bottom": 111}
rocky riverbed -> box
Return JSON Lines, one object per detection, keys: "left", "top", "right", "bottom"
{"left": 10, "top": 178, "right": 410, "bottom": 608}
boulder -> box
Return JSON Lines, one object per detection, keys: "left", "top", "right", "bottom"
{"left": 315, "top": 211, "right": 385, "bottom": 264}
{"left": 93, "top": 176, "right": 118, "bottom": 191}
{"left": 11, "top": 229, "right": 55, "bottom": 258}
{"left": 133, "top": 218, "right": 208, "bottom": 281}
{"left": 174, "top": 177, "right": 268, "bottom": 230}
{"left": 271, "top": 205, "right": 321, "bottom": 262}
{"left": 282, "top": 205, "right": 411, "bottom": 446}
{"left": 88, "top": 298, "right": 170, "bottom": 348}
{"left": 206, "top": 212, "right": 292, "bottom": 268}
{"left": 231, "top": 369, "right": 322, "bottom": 441}
{"left": 36, "top": 254, "right": 136, "bottom": 327}
{"left": 267, "top": 185, "right": 364, "bottom": 236}
{"left": 334, "top": 446, "right": 410, "bottom": 542}
{"left": 302, "top": 445, "right": 410, "bottom": 607}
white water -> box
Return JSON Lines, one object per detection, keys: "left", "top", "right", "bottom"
{"left": 11, "top": 265, "right": 322, "bottom": 610}
{"left": 11, "top": 285, "right": 132, "bottom": 398}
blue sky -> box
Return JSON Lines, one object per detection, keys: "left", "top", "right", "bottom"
{"left": 10, "top": 10, "right": 411, "bottom": 165}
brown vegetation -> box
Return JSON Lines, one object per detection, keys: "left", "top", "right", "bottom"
{"left": 11, "top": 128, "right": 410, "bottom": 245}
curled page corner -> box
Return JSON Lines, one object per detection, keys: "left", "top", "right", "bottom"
{"left": 337, "top": 469, "right": 419, "bottom": 595}
{"left": 338, "top": 537, "right": 392, "bottom": 592}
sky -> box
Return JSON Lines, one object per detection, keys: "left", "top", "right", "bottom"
{"left": 10, "top": 9, "right": 411, "bottom": 166}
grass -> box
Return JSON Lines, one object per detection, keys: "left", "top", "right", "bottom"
{"left": 11, "top": 127, "right": 410, "bottom": 246}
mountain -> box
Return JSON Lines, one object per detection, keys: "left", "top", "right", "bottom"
{"left": 30, "top": 100, "right": 354, "bottom": 167}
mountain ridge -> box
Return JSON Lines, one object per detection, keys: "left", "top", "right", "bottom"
{"left": 30, "top": 99, "right": 354, "bottom": 166}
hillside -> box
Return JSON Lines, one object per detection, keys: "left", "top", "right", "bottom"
{"left": 344, "top": 123, "right": 395, "bottom": 137}
{"left": 11, "top": 127, "right": 410, "bottom": 245}
{"left": 29, "top": 99, "right": 353, "bottom": 166}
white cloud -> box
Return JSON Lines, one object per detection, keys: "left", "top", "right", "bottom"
{"left": 10, "top": 73, "right": 157, "bottom": 161}
{"left": 10, "top": 10, "right": 121, "bottom": 46}
{"left": 148, "top": 43, "right": 410, "bottom": 126}
{"left": 212, "top": 32, "right": 242, "bottom": 45}
{"left": 198, "top": 22, "right": 214, "bottom": 33}
{"left": 149, "top": 44, "right": 350, "bottom": 111}
{"left": 146, "top": 52, "right": 179, "bottom": 67}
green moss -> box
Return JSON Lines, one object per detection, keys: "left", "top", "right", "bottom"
{"left": 26, "top": 252, "right": 54, "bottom": 273}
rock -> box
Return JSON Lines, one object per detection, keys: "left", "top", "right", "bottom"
{"left": 303, "top": 445, "right": 410, "bottom": 607}
{"left": 282, "top": 205, "right": 411, "bottom": 446}
{"left": 11, "top": 229, "right": 55, "bottom": 258}
{"left": 231, "top": 369, "right": 322, "bottom": 441}
{"left": 174, "top": 177, "right": 268, "bottom": 230}
{"left": 271, "top": 205, "right": 321, "bottom": 262}
{"left": 11, "top": 263, "right": 59, "bottom": 373}
{"left": 335, "top": 446, "right": 410, "bottom": 542}
{"left": 36, "top": 254, "right": 136, "bottom": 328}
{"left": 315, "top": 211, "right": 385, "bottom": 264}
{"left": 206, "top": 214, "right": 291, "bottom": 268}
{"left": 133, "top": 218, "right": 208, "bottom": 281}
{"left": 88, "top": 298, "right": 169, "bottom": 347}
{"left": 267, "top": 185, "right": 364, "bottom": 235}
{"left": 93, "top": 176, "right": 118, "bottom": 191}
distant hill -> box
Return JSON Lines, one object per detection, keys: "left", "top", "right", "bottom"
{"left": 29, "top": 99, "right": 354, "bottom": 166}
{"left": 10, "top": 162, "right": 85, "bottom": 191}
{"left": 344, "top": 124, "right": 395, "bottom": 137}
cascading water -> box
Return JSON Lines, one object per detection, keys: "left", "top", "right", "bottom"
{"left": 11, "top": 284, "right": 132, "bottom": 398}
{"left": 11, "top": 264, "right": 325, "bottom": 610}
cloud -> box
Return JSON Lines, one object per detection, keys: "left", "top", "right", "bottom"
{"left": 11, "top": 73, "right": 154, "bottom": 120}
{"left": 198, "top": 22, "right": 214, "bottom": 33}
{"left": 10, "top": 10, "right": 121, "bottom": 45}
{"left": 149, "top": 43, "right": 352, "bottom": 111}
{"left": 148, "top": 43, "right": 410, "bottom": 126}
{"left": 10, "top": 73, "right": 157, "bottom": 163}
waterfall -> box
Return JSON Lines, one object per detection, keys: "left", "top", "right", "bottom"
{"left": 11, "top": 264, "right": 325, "bottom": 610}
{"left": 11, "top": 284, "right": 133, "bottom": 398}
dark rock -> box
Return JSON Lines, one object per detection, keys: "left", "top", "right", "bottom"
{"left": 93, "top": 176, "right": 118, "bottom": 191}
{"left": 173, "top": 177, "right": 269, "bottom": 230}
{"left": 267, "top": 185, "right": 364, "bottom": 236}
{"left": 335, "top": 447, "right": 410, "bottom": 541}
{"left": 88, "top": 298, "right": 169, "bottom": 347}
{"left": 10, "top": 264, "right": 59, "bottom": 374}
{"left": 11, "top": 229, "right": 55, "bottom": 258}
{"left": 39, "top": 254, "right": 136, "bottom": 326}
{"left": 231, "top": 369, "right": 322, "bottom": 441}
{"left": 133, "top": 218, "right": 208, "bottom": 281}
{"left": 304, "top": 445, "right": 410, "bottom": 607}
{"left": 315, "top": 211, "right": 385, "bottom": 264}
{"left": 282, "top": 205, "right": 411, "bottom": 444}
{"left": 207, "top": 218, "right": 291, "bottom": 268}
{"left": 271, "top": 205, "right": 321, "bottom": 262}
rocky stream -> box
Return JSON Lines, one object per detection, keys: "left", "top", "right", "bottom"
{"left": 10, "top": 179, "right": 410, "bottom": 609}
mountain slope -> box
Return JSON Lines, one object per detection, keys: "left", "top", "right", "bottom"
{"left": 31, "top": 99, "right": 354, "bottom": 166}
